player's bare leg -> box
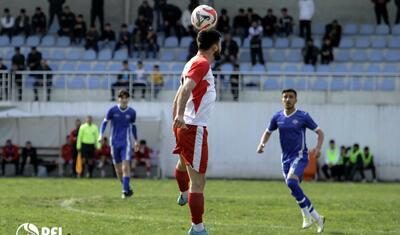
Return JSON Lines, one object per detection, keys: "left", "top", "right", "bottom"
{"left": 175, "top": 155, "right": 189, "bottom": 206}
{"left": 186, "top": 165, "right": 207, "bottom": 235}
{"left": 114, "top": 163, "right": 123, "bottom": 181}
{"left": 145, "top": 159, "right": 151, "bottom": 178}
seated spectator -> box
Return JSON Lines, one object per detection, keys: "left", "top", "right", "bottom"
{"left": 133, "top": 60, "right": 147, "bottom": 100}
{"left": 347, "top": 143, "right": 364, "bottom": 181}
{"left": 33, "top": 59, "right": 52, "bottom": 101}
{"left": 324, "top": 20, "right": 342, "bottom": 47}
{"left": 58, "top": 6, "right": 75, "bottom": 38}
{"left": 335, "top": 146, "right": 349, "bottom": 181}
{"left": 262, "top": 8, "right": 277, "bottom": 37}
{"left": 361, "top": 146, "right": 377, "bottom": 182}
{"left": 132, "top": 140, "right": 152, "bottom": 178}
{"left": 14, "top": 8, "right": 30, "bottom": 36}
{"left": 217, "top": 9, "right": 230, "bottom": 34}
{"left": 321, "top": 140, "right": 340, "bottom": 180}
{"left": 162, "top": 2, "right": 183, "bottom": 40}
{"left": 0, "top": 57, "right": 7, "bottom": 70}
{"left": 85, "top": 26, "right": 99, "bottom": 52}
{"left": 233, "top": 8, "right": 250, "bottom": 40}
{"left": 145, "top": 26, "right": 158, "bottom": 59}
{"left": 1, "top": 8, "right": 15, "bottom": 38}
{"left": 230, "top": 64, "right": 240, "bottom": 101}
{"left": 27, "top": 47, "right": 42, "bottom": 72}
{"left": 249, "top": 20, "right": 264, "bottom": 65}
{"left": 96, "top": 137, "right": 111, "bottom": 178}
{"left": 31, "top": 7, "right": 46, "bottom": 35}
{"left": 320, "top": 38, "right": 334, "bottom": 65}
{"left": 302, "top": 38, "right": 319, "bottom": 66}
{"left": 100, "top": 23, "right": 116, "bottom": 49}
{"left": 12, "top": 47, "right": 26, "bottom": 101}
{"left": 73, "top": 14, "right": 87, "bottom": 44}
{"left": 114, "top": 24, "right": 131, "bottom": 57}
{"left": 151, "top": 64, "right": 163, "bottom": 99}
{"left": 60, "top": 135, "right": 73, "bottom": 177}
{"left": 1, "top": 139, "right": 19, "bottom": 176}
{"left": 278, "top": 8, "right": 294, "bottom": 37}
{"left": 186, "top": 35, "right": 198, "bottom": 61}
{"left": 221, "top": 33, "right": 239, "bottom": 64}
{"left": 19, "top": 141, "right": 38, "bottom": 176}
{"left": 111, "top": 60, "right": 130, "bottom": 101}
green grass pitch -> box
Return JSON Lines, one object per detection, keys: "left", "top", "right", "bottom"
{"left": 1, "top": 178, "right": 399, "bottom": 235}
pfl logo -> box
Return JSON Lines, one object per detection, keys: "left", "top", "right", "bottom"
{"left": 16, "top": 223, "right": 63, "bottom": 235}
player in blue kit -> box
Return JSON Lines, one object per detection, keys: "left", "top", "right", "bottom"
{"left": 99, "top": 89, "right": 139, "bottom": 199}
{"left": 257, "top": 89, "right": 326, "bottom": 233}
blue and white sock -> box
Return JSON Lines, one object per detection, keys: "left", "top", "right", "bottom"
{"left": 122, "top": 176, "right": 130, "bottom": 193}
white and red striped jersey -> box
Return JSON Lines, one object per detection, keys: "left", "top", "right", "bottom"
{"left": 181, "top": 54, "right": 216, "bottom": 127}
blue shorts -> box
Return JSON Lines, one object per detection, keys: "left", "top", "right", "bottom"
{"left": 111, "top": 144, "right": 131, "bottom": 164}
{"left": 282, "top": 154, "right": 309, "bottom": 180}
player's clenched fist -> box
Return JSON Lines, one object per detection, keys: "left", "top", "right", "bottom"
{"left": 173, "top": 115, "right": 187, "bottom": 129}
{"left": 257, "top": 143, "right": 265, "bottom": 154}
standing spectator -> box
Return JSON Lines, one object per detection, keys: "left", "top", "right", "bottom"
{"left": 249, "top": 21, "right": 264, "bottom": 65}
{"left": 138, "top": 0, "right": 154, "bottom": 25}
{"left": 299, "top": 0, "right": 315, "bottom": 39}
{"left": 85, "top": 26, "right": 99, "bottom": 52}
{"left": 396, "top": 0, "right": 400, "bottom": 24}
{"left": 324, "top": 20, "right": 342, "bottom": 47}
{"left": 247, "top": 8, "right": 261, "bottom": 24}
{"left": 96, "top": 136, "right": 111, "bottom": 178}
{"left": 0, "top": 58, "right": 8, "bottom": 100}
{"left": 321, "top": 140, "right": 339, "bottom": 180}
{"left": 1, "top": 8, "right": 15, "bottom": 38}
{"left": 221, "top": 33, "right": 239, "bottom": 64}
{"left": 19, "top": 141, "right": 38, "bottom": 176}
{"left": 262, "top": 8, "right": 277, "bottom": 37}
{"left": 33, "top": 59, "right": 52, "bottom": 101}
{"left": 233, "top": 8, "right": 250, "bottom": 40}
{"left": 348, "top": 143, "right": 364, "bottom": 181}
{"left": 186, "top": 35, "right": 198, "bottom": 61}
{"left": 302, "top": 38, "right": 319, "bottom": 66}
{"left": 162, "top": 3, "right": 183, "bottom": 40}
{"left": 278, "top": 8, "right": 294, "bottom": 37}
{"left": 90, "top": 0, "right": 104, "bottom": 32}
{"left": 132, "top": 140, "right": 152, "bottom": 178}
{"left": 181, "top": 3, "right": 197, "bottom": 33}
{"left": 361, "top": 146, "right": 377, "bottom": 182}
{"left": 230, "top": 64, "right": 240, "bottom": 101}
{"left": 14, "top": 9, "right": 30, "bottom": 36}
{"left": 31, "top": 7, "right": 47, "bottom": 35}
{"left": 1, "top": 139, "right": 19, "bottom": 176}
{"left": 100, "top": 23, "right": 116, "bottom": 49}
{"left": 372, "top": 0, "right": 390, "bottom": 25}
{"left": 69, "top": 118, "right": 81, "bottom": 177}
{"left": 12, "top": 47, "right": 25, "bottom": 101}
{"left": 76, "top": 115, "right": 100, "bottom": 178}
{"left": 48, "top": 0, "right": 65, "bottom": 28}
{"left": 154, "top": 0, "right": 166, "bottom": 32}
{"left": 217, "top": 9, "right": 230, "bottom": 34}
{"left": 73, "top": 14, "right": 87, "bottom": 44}
{"left": 320, "top": 38, "right": 334, "bottom": 65}
{"left": 151, "top": 64, "right": 163, "bottom": 99}
{"left": 58, "top": 6, "right": 75, "bottom": 38}
{"left": 111, "top": 60, "right": 130, "bottom": 101}
{"left": 145, "top": 26, "right": 158, "bottom": 59}
{"left": 133, "top": 60, "right": 147, "bottom": 100}
{"left": 133, "top": 14, "right": 150, "bottom": 58}
{"left": 114, "top": 24, "right": 131, "bottom": 57}
{"left": 60, "top": 135, "right": 73, "bottom": 176}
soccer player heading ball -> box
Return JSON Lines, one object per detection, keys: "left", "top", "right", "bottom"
{"left": 172, "top": 29, "right": 221, "bottom": 235}
{"left": 257, "top": 89, "right": 326, "bottom": 233}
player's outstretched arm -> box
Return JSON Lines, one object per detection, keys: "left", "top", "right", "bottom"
{"left": 99, "top": 119, "right": 108, "bottom": 142}
{"left": 257, "top": 131, "right": 272, "bottom": 154}
{"left": 173, "top": 78, "right": 196, "bottom": 129}
{"left": 310, "top": 128, "right": 324, "bottom": 156}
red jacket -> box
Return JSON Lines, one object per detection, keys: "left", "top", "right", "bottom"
{"left": 2, "top": 145, "right": 19, "bottom": 161}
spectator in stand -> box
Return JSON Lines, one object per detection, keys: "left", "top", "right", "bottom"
{"left": 151, "top": 64, "right": 163, "bottom": 99}
{"left": 90, "top": 0, "right": 104, "bottom": 32}
{"left": 33, "top": 59, "right": 52, "bottom": 101}
{"left": 396, "top": 0, "right": 400, "bottom": 24}
{"left": 181, "top": 3, "right": 197, "bottom": 34}
{"left": 230, "top": 64, "right": 240, "bottom": 101}
{"left": 133, "top": 14, "right": 150, "bottom": 58}
{"left": 299, "top": 0, "right": 315, "bottom": 39}
{"left": 321, "top": 140, "right": 339, "bottom": 180}
{"left": 320, "top": 38, "right": 334, "bottom": 65}
{"left": 247, "top": 8, "right": 261, "bottom": 24}
{"left": 249, "top": 20, "right": 264, "bottom": 65}
{"left": 0, "top": 58, "right": 8, "bottom": 100}
{"left": 302, "top": 38, "right": 319, "bottom": 66}
{"left": 1, "top": 139, "right": 19, "bottom": 176}
{"left": 1, "top": 8, "right": 15, "bottom": 38}
{"left": 335, "top": 146, "right": 349, "bottom": 181}
{"left": 111, "top": 60, "right": 130, "bottom": 101}
{"left": 138, "top": 0, "right": 154, "bottom": 25}
{"left": 48, "top": 0, "right": 65, "bottom": 28}
{"left": 154, "top": 0, "right": 165, "bottom": 32}
{"left": 58, "top": 6, "right": 75, "bottom": 38}
{"left": 278, "top": 8, "right": 294, "bottom": 37}
{"left": 73, "top": 14, "right": 87, "bottom": 44}
{"left": 61, "top": 135, "right": 74, "bottom": 176}
{"left": 217, "top": 9, "right": 230, "bottom": 34}
{"left": 96, "top": 136, "right": 111, "bottom": 178}
{"left": 221, "top": 33, "right": 239, "bottom": 64}
{"left": 114, "top": 24, "right": 131, "bottom": 57}
{"left": 0, "top": 58, "right": 7, "bottom": 70}
{"left": 31, "top": 7, "right": 47, "bottom": 35}
{"left": 132, "top": 140, "right": 152, "bottom": 178}
{"left": 145, "top": 26, "right": 158, "bottom": 59}
{"left": 324, "top": 20, "right": 342, "bottom": 47}
{"left": 133, "top": 60, "right": 148, "bottom": 100}
{"left": 162, "top": 2, "right": 183, "bottom": 41}
{"left": 85, "top": 26, "right": 99, "bottom": 52}
{"left": 19, "top": 141, "right": 38, "bottom": 176}
{"left": 27, "top": 47, "right": 42, "bottom": 73}
{"left": 233, "top": 8, "right": 250, "bottom": 40}
{"left": 69, "top": 118, "right": 81, "bottom": 177}
{"left": 262, "top": 8, "right": 277, "bottom": 37}
{"left": 12, "top": 47, "right": 25, "bottom": 101}
{"left": 15, "top": 9, "right": 30, "bottom": 36}
{"left": 372, "top": 0, "right": 390, "bottom": 25}
{"left": 361, "top": 146, "right": 377, "bottom": 182}
{"left": 100, "top": 23, "right": 116, "bottom": 49}
{"left": 348, "top": 143, "right": 364, "bottom": 181}
{"left": 186, "top": 35, "right": 198, "bottom": 61}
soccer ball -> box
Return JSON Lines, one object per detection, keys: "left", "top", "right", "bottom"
{"left": 191, "top": 5, "right": 218, "bottom": 31}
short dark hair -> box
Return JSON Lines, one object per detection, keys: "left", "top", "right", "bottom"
{"left": 122, "top": 60, "right": 128, "bottom": 65}
{"left": 281, "top": 8, "right": 288, "bottom": 12}
{"left": 329, "top": 139, "right": 335, "bottom": 144}
{"left": 20, "top": 8, "right": 26, "bottom": 13}
{"left": 36, "top": 7, "right": 41, "bottom": 11}
{"left": 221, "top": 9, "right": 227, "bottom": 14}
{"left": 118, "top": 89, "right": 130, "bottom": 98}
{"left": 197, "top": 29, "right": 221, "bottom": 50}
{"left": 154, "top": 64, "right": 159, "bottom": 68}
{"left": 121, "top": 23, "right": 127, "bottom": 28}
{"left": 282, "top": 89, "right": 297, "bottom": 97}
{"left": 140, "top": 140, "right": 147, "bottom": 145}
{"left": 239, "top": 8, "right": 244, "bottom": 13}
{"left": 353, "top": 143, "right": 359, "bottom": 148}
{"left": 364, "top": 146, "right": 369, "bottom": 151}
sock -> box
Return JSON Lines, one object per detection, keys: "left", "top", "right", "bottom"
{"left": 192, "top": 222, "right": 205, "bottom": 232}
{"left": 146, "top": 166, "right": 151, "bottom": 177}
{"left": 287, "top": 178, "right": 312, "bottom": 213}
{"left": 175, "top": 168, "right": 189, "bottom": 193}
{"left": 188, "top": 192, "right": 204, "bottom": 225}
{"left": 122, "top": 176, "right": 130, "bottom": 192}
{"left": 308, "top": 204, "right": 321, "bottom": 221}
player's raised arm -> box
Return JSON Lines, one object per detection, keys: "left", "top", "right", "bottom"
{"left": 173, "top": 78, "right": 197, "bottom": 129}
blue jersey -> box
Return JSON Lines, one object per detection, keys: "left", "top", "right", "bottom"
{"left": 267, "top": 109, "right": 319, "bottom": 163}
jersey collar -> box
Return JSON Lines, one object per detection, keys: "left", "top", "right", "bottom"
{"left": 283, "top": 109, "right": 297, "bottom": 118}
{"left": 117, "top": 105, "right": 129, "bottom": 113}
